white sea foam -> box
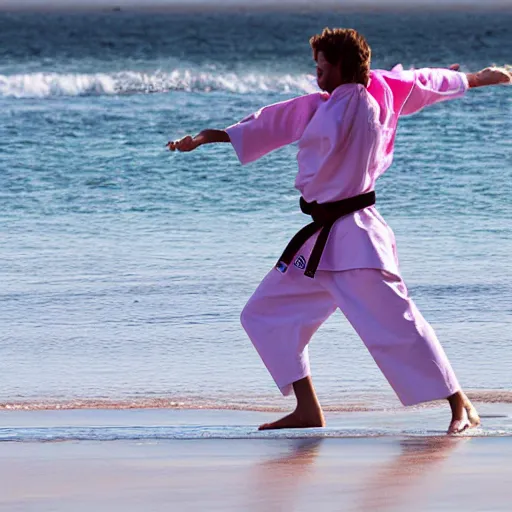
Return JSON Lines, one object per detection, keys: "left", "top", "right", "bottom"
{"left": 0, "top": 70, "right": 318, "bottom": 98}
{"left": 1, "top": 424, "right": 511, "bottom": 443}
{"left": 0, "top": 72, "right": 117, "bottom": 98}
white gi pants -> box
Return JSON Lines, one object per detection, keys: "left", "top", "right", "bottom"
{"left": 241, "top": 264, "right": 460, "bottom": 406}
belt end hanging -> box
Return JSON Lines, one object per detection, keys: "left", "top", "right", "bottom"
{"left": 275, "top": 261, "right": 288, "bottom": 273}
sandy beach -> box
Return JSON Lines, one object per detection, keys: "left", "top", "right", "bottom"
{"left": 2, "top": 406, "right": 512, "bottom": 511}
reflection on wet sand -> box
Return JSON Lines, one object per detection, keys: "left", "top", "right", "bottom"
{"left": 249, "top": 438, "right": 324, "bottom": 511}
{"left": 356, "top": 436, "right": 467, "bottom": 511}
{"left": 249, "top": 435, "right": 467, "bottom": 512}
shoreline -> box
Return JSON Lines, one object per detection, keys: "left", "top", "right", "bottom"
{"left": 1, "top": 403, "right": 511, "bottom": 441}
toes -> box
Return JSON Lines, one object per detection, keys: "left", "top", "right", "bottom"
{"left": 448, "top": 419, "right": 470, "bottom": 435}
{"left": 457, "top": 422, "right": 470, "bottom": 434}
{"left": 468, "top": 414, "right": 481, "bottom": 427}
{"left": 465, "top": 407, "right": 481, "bottom": 427}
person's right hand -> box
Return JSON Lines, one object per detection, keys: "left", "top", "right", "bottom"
{"left": 167, "top": 135, "right": 201, "bottom": 152}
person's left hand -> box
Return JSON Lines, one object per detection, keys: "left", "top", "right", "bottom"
{"left": 476, "top": 65, "right": 512, "bottom": 86}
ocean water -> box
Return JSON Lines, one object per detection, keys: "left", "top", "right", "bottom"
{"left": 0, "top": 10, "right": 511, "bottom": 424}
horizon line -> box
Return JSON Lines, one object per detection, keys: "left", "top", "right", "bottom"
{"left": 1, "top": 1, "right": 511, "bottom": 14}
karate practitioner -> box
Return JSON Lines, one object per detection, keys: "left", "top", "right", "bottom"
{"left": 168, "top": 28, "right": 511, "bottom": 434}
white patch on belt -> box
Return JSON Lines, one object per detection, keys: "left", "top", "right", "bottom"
{"left": 294, "top": 255, "right": 306, "bottom": 269}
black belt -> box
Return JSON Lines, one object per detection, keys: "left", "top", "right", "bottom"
{"left": 276, "top": 191, "right": 376, "bottom": 278}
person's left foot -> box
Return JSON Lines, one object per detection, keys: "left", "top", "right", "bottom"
{"left": 447, "top": 392, "right": 481, "bottom": 434}
{"left": 464, "top": 399, "right": 481, "bottom": 429}
{"left": 447, "top": 407, "right": 471, "bottom": 434}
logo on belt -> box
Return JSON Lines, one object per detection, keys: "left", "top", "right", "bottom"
{"left": 294, "top": 255, "right": 306, "bottom": 269}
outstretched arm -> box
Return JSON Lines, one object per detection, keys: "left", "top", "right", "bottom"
{"left": 397, "top": 64, "right": 511, "bottom": 116}
{"left": 167, "top": 92, "right": 327, "bottom": 164}
{"left": 408, "top": 63, "right": 511, "bottom": 88}
{"left": 167, "top": 129, "right": 229, "bottom": 152}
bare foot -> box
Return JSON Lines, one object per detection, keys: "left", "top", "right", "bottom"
{"left": 464, "top": 398, "right": 481, "bottom": 429}
{"left": 259, "top": 408, "right": 325, "bottom": 431}
{"left": 447, "top": 408, "right": 471, "bottom": 435}
{"left": 447, "top": 392, "right": 481, "bottom": 435}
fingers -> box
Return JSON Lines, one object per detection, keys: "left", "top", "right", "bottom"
{"left": 166, "top": 135, "right": 196, "bottom": 152}
{"left": 449, "top": 63, "right": 460, "bottom": 71}
{"left": 497, "top": 64, "right": 512, "bottom": 83}
{"left": 479, "top": 66, "right": 512, "bottom": 86}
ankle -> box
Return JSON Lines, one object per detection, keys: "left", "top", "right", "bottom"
{"left": 447, "top": 391, "right": 464, "bottom": 406}
{"left": 294, "top": 403, "right": 324, "bottom": 420}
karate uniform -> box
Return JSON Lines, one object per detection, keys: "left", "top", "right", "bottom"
{"left": 225, "top": 67, "right": 468, "bottom": 405}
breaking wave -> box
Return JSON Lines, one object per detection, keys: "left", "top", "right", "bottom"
{"left": 0, "top": 70, "right": 318, "bottom": 98}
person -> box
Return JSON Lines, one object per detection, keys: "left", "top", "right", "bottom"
{"left": 167, "top": 28, "right": 511, "bottom": 434}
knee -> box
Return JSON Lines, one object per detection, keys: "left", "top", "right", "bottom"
{"left": 240, "top": 293, "right": 269, "bottom": 336}
{"left": 240, "top": 299, "right": 255, "bottom": 333}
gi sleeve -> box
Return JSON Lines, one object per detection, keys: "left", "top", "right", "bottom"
{"left": 399, "top": 68, "right": 469, "bottom": 116}
{"left": 225, "top": 92, "right": 327, "bottom": 165}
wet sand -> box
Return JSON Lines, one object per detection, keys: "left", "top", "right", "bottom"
{"left": 1, "top": 407, "right": 512, "bottom": 511}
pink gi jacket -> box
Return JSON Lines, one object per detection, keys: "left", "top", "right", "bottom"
{"left": 225, "top": 67, "right": 468, "bottom": 276}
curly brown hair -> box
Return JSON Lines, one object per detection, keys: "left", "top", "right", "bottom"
{"left": 310, "top": 28, "right": 371, "bottom": 86}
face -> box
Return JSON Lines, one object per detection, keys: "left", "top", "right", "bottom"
{"left": 316, "top": 51, "right": 343, "bottom": 93}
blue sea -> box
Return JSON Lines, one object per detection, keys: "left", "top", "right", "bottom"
{"left": 0, "top": 9, "right": 511, "bottom": 441}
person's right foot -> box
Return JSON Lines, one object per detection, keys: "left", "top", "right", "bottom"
{"left": 258, "top": 408, "right": 325, "bottom": 431}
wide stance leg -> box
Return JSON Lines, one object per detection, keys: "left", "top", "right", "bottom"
{"left": 241, "top": 263, "right": 337, "bottom": 396}
{"left": 317, "top": 269, "right": 460, "bottom": 406}
{"left": 241, "top": 264, "right": 337, "bottom": 430}
{"left": 317, "top": 269, "right": 480, "bottom": 433}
